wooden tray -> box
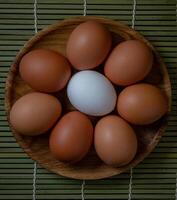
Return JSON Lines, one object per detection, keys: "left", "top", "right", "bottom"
{"left": 5, "top": 16, "right": 171, "bottom": 180}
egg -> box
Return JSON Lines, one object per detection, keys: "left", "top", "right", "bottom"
{"left": 66, "top": 20, "right": 112, "bottom": 70}
{"left": 67, "top": 71, "right": 117, "bottom": 116}
{"left": 94, "top": 115, "right": 137, "bottom": 167}
{"left": 49, "top": 111, "right": 93, "bottom": 162}
{"left": 10, "top": 92, "right": 62, "bottom": 136}
{"left": 104, "top": 40, "right": 153, "bottom": 86}
{"left": 117, "top": 83, "right": 168, "bottom": 125}
{"left": 19, "top": 49, "right": 71, "bottom": 93}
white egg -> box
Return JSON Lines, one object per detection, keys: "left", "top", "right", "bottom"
{"left": 67, "top": 70, "right": 117, "bottom": 116}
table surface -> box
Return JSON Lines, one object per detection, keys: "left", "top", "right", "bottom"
{"left": 0, "top": 0, "right": 177, "bottom": 199}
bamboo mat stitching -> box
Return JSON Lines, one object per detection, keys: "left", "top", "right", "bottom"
{"left": 131, "top": 0, "right": 136, "bottom": 29}
{"left": 83, "top": 0, "right": 87, "bottom": 17}
{"left": 81, "top": 179, "right": 85, "bottom": 200}
{"left": 33, "top": 0, "right": 38, "bottom": 199}
{"left": 34, "top": 0, "right": 38, "bottom": 34}
{"left": 128, "top": 0, "right": 137, "bottom": 199}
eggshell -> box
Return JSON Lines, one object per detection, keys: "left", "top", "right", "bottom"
{"left": 49, "top": 111, "right": 93, "bottom": 162}
{"left": 94, "top": 115, "right": 137, "bottom": 167}
{"left": 19, "top": 49, "right": 71, "bottom": 93}
{"left": 10, "top": 92, "right": 62, "bottom": 136}
{"left": 66, "top": 20, "right": 112, "bottom": 70}
{"left": 117, "top": 83, "right": 168, "bottom": 125}
{"left": 67, "top": 71, "right": 117, "bottom": 116}
{"left": 104, "top": 40, "right": 153, "bottom": 85}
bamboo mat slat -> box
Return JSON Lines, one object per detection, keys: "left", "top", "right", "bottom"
{"left": 0, "top": 0, "right": 177, "bottom": 199}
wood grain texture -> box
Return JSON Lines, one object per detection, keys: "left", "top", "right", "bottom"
{"left": 5, "top": 16, "right": 171, "bottom": 180}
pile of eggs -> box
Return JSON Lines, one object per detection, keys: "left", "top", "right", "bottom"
{"left": 10, "top": 21, "right": 168, "bottom": 167}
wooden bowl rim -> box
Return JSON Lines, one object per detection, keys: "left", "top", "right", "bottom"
{"left": 5, "top": 16, "right": 172, "bottom": 180}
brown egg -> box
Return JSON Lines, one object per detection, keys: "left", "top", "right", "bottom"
{"left": 104, "top": 40, "right": 153, "bottom": 86}
{"left": 94, "top": 115, "right": 137, "bottom": 167}
{"left": 49, "top": 111, "right": 93, "bottom": 162}
{"left": 117, "top": 83, "right": 168, "bottom": 125}
{"left": 66, "top": 20, "right": 112, "bottom": 70}
{"left": 19, "top": 49, "right": 71, "bottom": 93}
{"left": 10, "top": 92, "right": 62, "bottom": 136}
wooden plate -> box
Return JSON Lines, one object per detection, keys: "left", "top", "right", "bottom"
{"left": 5, "top": 17, "right": 171, "bottom": 180}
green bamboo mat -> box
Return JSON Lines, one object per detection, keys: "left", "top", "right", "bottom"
{"left": 0, "top": 0, "right": 177, "bottom": 199}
